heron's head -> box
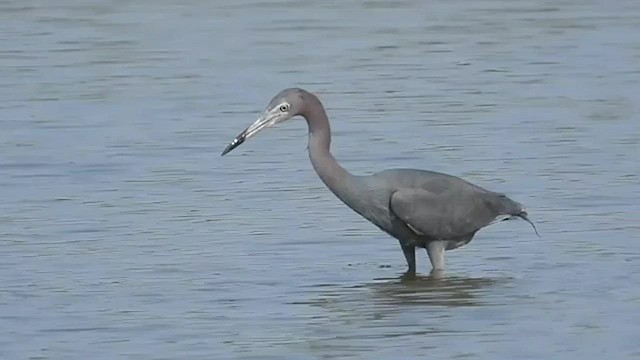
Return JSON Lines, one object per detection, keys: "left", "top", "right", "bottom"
{"left": 221, "top": 88, "right": 306, "bottom": 156}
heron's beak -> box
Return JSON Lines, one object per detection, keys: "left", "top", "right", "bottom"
{"left": 221, "top": 111, "right": 284, "bottom": 156}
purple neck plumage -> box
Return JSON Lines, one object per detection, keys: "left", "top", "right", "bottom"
{"left": 300, "top": 92, "right": 355, "bottom": 199}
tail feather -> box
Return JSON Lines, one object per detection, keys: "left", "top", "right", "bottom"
{"left": 494, "top": 194, "right": 540, "bottom": 237}
{"left": 513, "top": 211, "right": 540, "bottom": 237}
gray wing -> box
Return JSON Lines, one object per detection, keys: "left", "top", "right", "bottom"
{"left": 390, "top": 188, "right": 501, "bottom": 240}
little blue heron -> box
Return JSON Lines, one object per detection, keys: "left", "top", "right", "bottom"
{"left": 222, "top": 88, "right": 538, "bottom": 276}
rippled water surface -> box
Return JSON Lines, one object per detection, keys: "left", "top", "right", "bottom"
{"left": 2, "top": 1, "right": 639, "bottom": 359}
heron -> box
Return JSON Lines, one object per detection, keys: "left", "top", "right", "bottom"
{"left": 221, "top": 88, "right": 538, "bottom": 276}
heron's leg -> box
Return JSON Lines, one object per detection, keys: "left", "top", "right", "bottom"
{"left": 399, "top": 242, "right": 416, "bottom": 275}
{"left": 426, "top": 240, "right": 446, "bottom": 272}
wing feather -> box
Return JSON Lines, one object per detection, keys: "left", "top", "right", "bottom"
{"left": 390, "top": 188, "right": 498, "bottom": 239}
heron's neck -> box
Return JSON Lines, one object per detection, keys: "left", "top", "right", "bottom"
{"left": 303, "top": 102, "right": 356, "bottom": 200}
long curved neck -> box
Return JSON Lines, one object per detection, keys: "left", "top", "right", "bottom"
{"left": 301, "top": 95, "right": 357, "bottom": 201}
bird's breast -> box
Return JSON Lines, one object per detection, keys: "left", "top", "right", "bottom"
{"left": 346, "top": 187, "right": 394, "bottom": 230}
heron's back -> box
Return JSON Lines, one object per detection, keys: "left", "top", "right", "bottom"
{"left": 371, "top": 168, "right": 490, "bottom": 195}
{"left": 368, "top": 168, "right": 525, "bottom": 235}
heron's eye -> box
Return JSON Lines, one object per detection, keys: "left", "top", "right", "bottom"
{"left": 279, "top": 104, "right": 290, "bottom": 112}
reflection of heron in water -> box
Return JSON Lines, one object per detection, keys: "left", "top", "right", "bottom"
{"left": 296, "top": 276, "right": 507, "bottom": 354}
{"left": 363, "top": 276, "right": 501, "bottom": 308}
{"left": 299, "top": 276, "right": 505, "bottom": 320}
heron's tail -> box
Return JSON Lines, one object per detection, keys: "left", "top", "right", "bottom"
{"left": 494, "top": 194, "right": 540, "bottom": 237}
{"left": 512, "top": 211, "right": 540, "bottom": 237}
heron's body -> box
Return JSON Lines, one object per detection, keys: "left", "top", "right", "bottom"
{"left": 222, "top": 88, "right": 537, "bottom": 276}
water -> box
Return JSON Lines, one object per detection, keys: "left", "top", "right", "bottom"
{"left": 1, "top": 0, "right": 639, "bottom": 359}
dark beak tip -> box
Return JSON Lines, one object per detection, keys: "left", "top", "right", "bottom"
{"left": 221, "top": 144, "right": 233, "bottom": 156}
{"left": 221, "top": 136, "right": 245, "bottom": 156}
